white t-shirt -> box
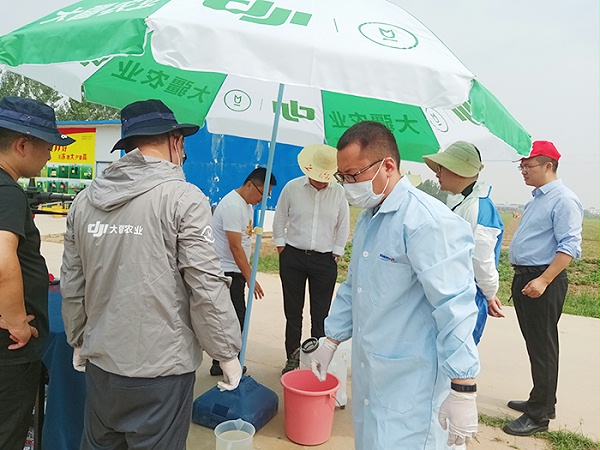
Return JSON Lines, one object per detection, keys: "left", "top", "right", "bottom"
{"left": 212, "top": 190, "right": 253, "bottom": 273}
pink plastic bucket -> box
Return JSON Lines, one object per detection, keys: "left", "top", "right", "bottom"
{"left": 280, "top": 369, "right": 340, "bottom": 445}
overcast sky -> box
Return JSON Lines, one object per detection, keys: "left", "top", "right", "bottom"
{"left": 1, "top": 0, "right": 598, "bottom": 208}
{"left": 396, "top": 0, "right": 599, "bottom": 209}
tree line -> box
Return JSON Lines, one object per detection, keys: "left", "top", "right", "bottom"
{"left": 0, "top": 70, "right": 119, "bottom": 121}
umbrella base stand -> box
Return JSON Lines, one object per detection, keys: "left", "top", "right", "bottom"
{"left": 192, "top": 376, "right": 278, "bottom": 432}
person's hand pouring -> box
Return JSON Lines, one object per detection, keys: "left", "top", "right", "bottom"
{"left": 309, "top": 338, "right": 338, "bottom": 381}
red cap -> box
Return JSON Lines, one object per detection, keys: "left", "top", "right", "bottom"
{"left": 522, "top": 140, "right": 561, "bottom": 161}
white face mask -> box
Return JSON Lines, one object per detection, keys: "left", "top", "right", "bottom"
{"left": 170, "top": 135, "right": 186, "bottom": 167}
{"left": 343, "top": 160, "right": 389, "bottom": 208}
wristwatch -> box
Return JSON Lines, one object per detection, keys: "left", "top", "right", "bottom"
{"left": 451, "top": 382, "right": 477, "bottom": 392}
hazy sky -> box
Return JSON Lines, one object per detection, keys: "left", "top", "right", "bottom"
{"left": 395, "top": 1, "right": 599, "bottom": 209}
{"left": 2, "top": 0, "right": 598, "bottom": 208}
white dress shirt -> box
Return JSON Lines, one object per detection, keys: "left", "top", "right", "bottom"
{"left": 273, "top": 176, "right": 350, "bottom": 255}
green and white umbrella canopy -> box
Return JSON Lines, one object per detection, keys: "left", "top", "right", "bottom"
{"left": 0, "top": 0, "right": 531, "bottom": 160}
{"left": 0, "top": 0, "right": 532, "bottom": 366}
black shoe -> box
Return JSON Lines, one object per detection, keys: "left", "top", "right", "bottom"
{"left": 503, "top": 413, "right": 549, "bottom": 436}
{"left": 281, "top": 358, "right": 299, "bottom": 375}
{"left": 210, "top": 363, "right": 247, "bottom": 376}
{"left": 507, "top": 399, "right": 527, "bottom": 413}
{"left": 210, "top": 362, "right": 223, "bottom": 376}
{"left": 507, "top": 400, "right": 556, "bottom": 420}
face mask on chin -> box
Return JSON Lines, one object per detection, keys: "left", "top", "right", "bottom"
{"left": 343, "top": 160, "right": 389, "bottom": 209}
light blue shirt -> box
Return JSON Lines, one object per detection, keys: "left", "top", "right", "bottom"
{"left": 325, "top": 176, "right": 480, "bottom": 449}
{"left": 509, "top": 179, "right": 583, "bottom": 266}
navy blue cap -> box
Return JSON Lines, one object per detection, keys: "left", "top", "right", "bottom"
{"left": 0, "top": 96, "right": 75, "bottom": 146}
{"left": 111, "top": 99, "right": 199, "bottom": 152}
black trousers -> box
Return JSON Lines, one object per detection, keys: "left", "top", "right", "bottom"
{"left": 225, "top": 271, "right": 247, "bottom": 332}
{"left": 213, "top": 271, "right": 246, "bottom": 366}
{"left": 279, "top": 245, "right": 337, "bottom": 359}
{"left": 0, "top": 360, "right": 42, "bottom": 450}
{"left": 512, "top": 267, "right": 568, "bottom": 422}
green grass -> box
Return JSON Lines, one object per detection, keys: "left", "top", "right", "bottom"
{"left": 254, "top": 252, "right": 279, "bottom": 273}
{"left": 478, "top": 413, "right": 511, "bottom": 428}
{"left": 478, "top": 414, "right": 599, "bottom": 450}
{"left": 543, "top": 430, "right": 600, "bottom": 450}
{"left": 498, "top": 215, "right": 599, "bottom": 319}
{"left": 260, "top": 213, "right": 599, "bottom": 319}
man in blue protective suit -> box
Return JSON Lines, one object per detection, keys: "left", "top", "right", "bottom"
{"left": 423, "top": 141, "right": 505, "bottom": 344}
{"left": 310, "top": 121, "right": 480, "bottom": 449}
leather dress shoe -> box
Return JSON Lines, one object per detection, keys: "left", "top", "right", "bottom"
{"left": 503, "top": 413, "right": 549, "bottom": 436}
{"left": 507, "top": 400, "right": 556, "bottom": 419}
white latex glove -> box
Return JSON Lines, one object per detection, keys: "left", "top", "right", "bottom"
{"left": 309, "top": 338, "right": 338, "bottom": 381}
{"left": 438, "top": 390, "right": 478, "bottom": 446}
{"left": 72, "top": 347, "right": 86, "bottom": 372}
{"left": 217, "top": 358, "right": 243, "bottom": 391}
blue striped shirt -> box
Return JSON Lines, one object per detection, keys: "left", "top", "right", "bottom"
{"left": 509, "top": 179, "right": 583, "bottom": 266}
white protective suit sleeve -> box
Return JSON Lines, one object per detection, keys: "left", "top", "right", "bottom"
{"left": 472, "top": 224, "right": 501, "bottom": 300}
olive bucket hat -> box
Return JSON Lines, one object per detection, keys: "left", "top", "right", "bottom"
{"left": 422, "top": 141, "right": 483, "bottom": 177}
{"left": 0, "top": 96, "right": 75, "bottom": 146}
{"left": 111, "top": 99, "right": 199, "bottom": 152}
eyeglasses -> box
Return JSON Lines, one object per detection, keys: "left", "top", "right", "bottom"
{"left": 334, "top": 159, "right": 383, "bottom": 183}
{"left": 251, "top": 181, "right": 271, "bottom": 199}
{"left": 518, "top": 163, "right": 544, "bottom": 172}
{"left": 435, "top": 165, "right": 443, "bottom": 174}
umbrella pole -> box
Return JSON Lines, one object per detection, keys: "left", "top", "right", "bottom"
{"left": 192, "top": 92, "right": 284, "bottom": 431}
{"left": 239, "top": 83, "right": 285, "bottom": 366}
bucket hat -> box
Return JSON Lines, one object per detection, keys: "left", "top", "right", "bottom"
{"left": 111, "top": 99, "right": 199, "bottom": 152}
{"left": 517, "top": 140, "right": 561, "bottom": 162}
{"left": 422, "top": 141, "right": 483, "bottom": 177}
{"left": 0, "top": 96, "right": 75, "bottom": 146}
{"left": 297, "top": 143, "right": 337, "bottom": 183}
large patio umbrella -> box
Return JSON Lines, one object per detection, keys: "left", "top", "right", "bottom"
{"left": 0, "top": 0, "right": 531, "bottom": 430}
{"left": 0, "top": 0, "right": 530, "bottom": 158}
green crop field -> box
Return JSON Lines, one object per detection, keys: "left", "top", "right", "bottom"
{"left": 498, "top": 214, "right": 599, "bottom": 318}
{"left": 258, "top": 209, "right": 599, "bottom": 318}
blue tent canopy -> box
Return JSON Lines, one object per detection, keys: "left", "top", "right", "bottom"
{"left": 183, "top": 125, "right": 305, "bottom": 210}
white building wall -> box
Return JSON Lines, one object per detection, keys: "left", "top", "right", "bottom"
{"left": 94, "top": 124, "right": 122, "bottom": 164}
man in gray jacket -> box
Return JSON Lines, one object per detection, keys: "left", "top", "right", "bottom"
{"left": 61, "top": 100, "right": 242, "bottom": 449}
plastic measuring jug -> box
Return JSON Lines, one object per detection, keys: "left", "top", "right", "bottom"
{"left": 214, "top": 418, "right": 255, "bottom": 450}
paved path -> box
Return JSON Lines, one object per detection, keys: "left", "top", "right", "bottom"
{"left": 37, "top": 215, "right": 598, "bottom": 449}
